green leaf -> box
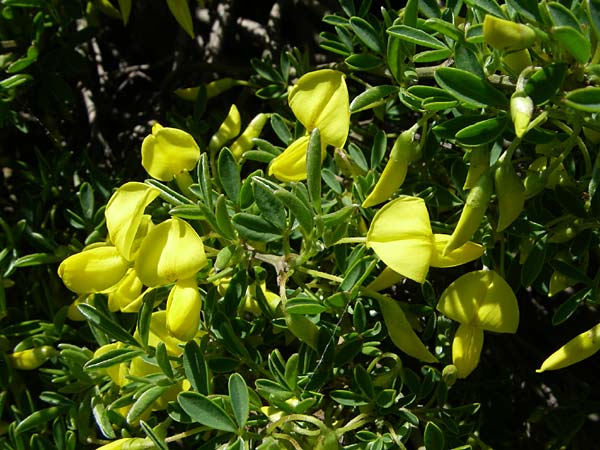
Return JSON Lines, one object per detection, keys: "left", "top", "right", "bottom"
{"left": 387, "top": 25, "right": 448, "bottom": 49}
{"left": 0, "top": 73, "right": 32, "bottom": 89}
{"left": 546, "top": 2, "right": 581, "bottom": 29}
{"left": 78, "top": 182, "right": 94, "bottom": 221}
{"left": 169, "top": 204, "right": 205, "bottom": 220}
{"left": 521, "top": 235, "right": 548, "bottom": 288}
{"left": 286, "top": 297, "right": 327, "bottom": 314}
{"left": 588, "top": 0, "right": 600, "bottom": 40}
{"left": 218, "top": 148, "right": 241, "bottom": 205}
{"left": 137, "top": 293, "right": 154, "bottom": 349}
{"left": 84, "top": 348, "right": 143, "bottom": 370}
{"left": 524, "top": 63, "right": 567, "bottom": 105}
{"left": 552, "top": 26, "right": 591, "bottom": 64}
{"left": 506, "top": 0, "right": 542, "bottom": 21}
{"left": 424, "top": 17, "right": 463, "bottom": 41}
{"left": 434, "top": 67, "right": 507, "bottom": 107}
{"left": 139, "top": 421, "right": 169, "bottom": 450}
{"left": 463, "top": 0, "right": 505, "bottom": 17}
{"left": 183, "top": 340, "right": 211, "bottom": 395}
{"left": 424, "top": 421, "right": 445, "bottom": 450}
{"left": 455, "top": 114, "right": 508, "bottom": 146}
{"left": 127, "top": 386, "right": 169, "bottom": 423}
{"left": 215, "top": 194, "right": 237, "bottom": 240}
{"left": 14, "top": 252, "right": 61, "bottom": 267}
{"left": 77, "top": 304, "right": 140, "bottom": 348}
{"left": 432, "top": 115, "right": 484, "bottom": 140}
{"left": 387, "top": 17, "right": 405, "bottom": 83}
{"left": 350, "top": 85, "right": 399, "bottom": 113}
{"left": 345, "top": 53, "right": 383, "bottom": 70}
{"left": 284, "top": 354, "right": 299, "bottom": 391}
{"left": 323, "top": 15, "right": 350, "bottom": 26}
{"left": 350, "top": 16, "right": 384, "bottom": 53}
{"left": 354, "top": 365, "right": 375, "bottom": 398}
{"left": 145, "top": 179, "right": 192, "bottom": 206}
{"left": 166, "top": 0, "right": 194, "bottom": 38}
{"left": 549, "top": 260, "right": 593, "bottom": 285}
{"left": 274, "top": 189, "right": 314, "bottom": 236}
{"left": 552, "top": 288, "right": 589, "bottom": 325}
{"left": 155, "top": 342, "right": 174, "bottom": 380}
{"left": 306, "top": 128, "right": 322, "bottom": 213}
{"left": 371, "top": 129, "right": 387, "bottom": 168}
{"left": 15, "top": 406, "right": 65, "bottom": 434}
{"left": 228, "top": 373, "right": 249, "bottom": 429}
{"left": 253, "top": 180, "right": 286, "bottom": 230}
{"left": 178, "top": 392, "right": 238, "bottom": 433}
{"left": 92, "top": 395, "right": 116, "bottom": 438}
{"left": 413, "top": 48, "right": 453, "bottom": 63}
{"left": 564, "top": 87, "right": 600, "bottom": 112}
{"left": 271, "top": 114, "right": 293, "bottom": 146}
{"left": 330, "top": 390, "right": 369, "bottom": 406}
{"left": 232, "top": 213, "right": 281, "bottom": 242}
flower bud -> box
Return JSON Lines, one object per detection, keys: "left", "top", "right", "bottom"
{"left": 494, "top": 156, "right": 525, "bottom": 232}
{"left": 208, "top": 104, "right": 241, "bottom": 153}
{"left": 230, "top": 113, "right": 269, "bottom": 160}
{"left": 537, "top": 323, "right": 600, "bottom": 372}
{"left": 510, "top": 92, "right": 534, "bottom": 138}
{"left": 166, "top": 279, "right": 202, "bottom": 342}
{"left": 8, "top": 346, "right": 56, "bottom": 370}
{"left": 442, "top": 364, "right": 459, "bottom": 386}
{"left": 483, "top": 15, "right": 536, "bottom": 52}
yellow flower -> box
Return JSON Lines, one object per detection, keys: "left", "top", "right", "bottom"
{"left": 366, "top": 196, "right": 484, "bottom": 285}
{"left": 537, "top": 323, "right": 600, "bottom": 372}
{"left": 108, "top": 269, "right": 144, "bottom": 312}
{"left": 166, "top": 278, "right": 202, "bottom": 341}
{"left": 135, "top": 310, "right": 191, "bottom": 356}
{"left": 135, "top": 218, "right": 208, "bottom": 287}
{"left": 269, "top": 69, "right": 349, "bottom": 181}
{"left": 241, "top": 282, "right": 281, "bottom": 315}
{"left": 105, "top": 182, "right": 159, "bottom": 261}
{"left": 58, "top": 245, "right": 130, "bottom": 294}
{"left": 436, "top": 270, "right": 520, "bottom": 378}
{"left": 141, "top": 123, "right": 200, "bottom": 182}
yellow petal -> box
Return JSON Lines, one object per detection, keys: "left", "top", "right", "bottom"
{"left": 138, "top": 310, "right": 186, "bottom": 356}
{"left": 429, "top": 234, "right": 484, "bottom": 268}
{"left": 366, "top": 196, "right": 433, "bottom": 284}
{"left": 366, "top": 267, "right": 404, "bottom": 291}
{"left": 58, "top": 246, "right": 129, "bottom": 294}
{"left": 268, "top": 135, "right": 313, "bottom": 182}
{"left": 141, "top": 127, "right": 200, "bottom": 181}
{"left": 537, "top": 323, "right": 600, "bottom": 372}
{"left": 135, "top": 218, "right": 208, "bottom": 287}
{"left": 166, "top": 279, "right": 202, "bottom": 341}
{"left": 453, "top": 323, "right": 484, "bottom": 378}
{"left": 108, "top": 269, "right": 143, "bottom": 312}
{"left": 437, "top": 270, "right": 519, "bottom": 333}
{"left": 105, "top": 182, "right": 159, "bottom": 261}
{"left": 288, "top": 69, "right": 349, "bottom": 147}
{"left": 376, "top": 294, "right": 437, "bottom": 362}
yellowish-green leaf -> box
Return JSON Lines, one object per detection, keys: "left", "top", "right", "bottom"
{"left": 166, "top": 0, "right": 194, "bottom": 38}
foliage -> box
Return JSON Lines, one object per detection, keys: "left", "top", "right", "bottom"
{"left": 2, "top": 0, "right": 600, "bottom": 449}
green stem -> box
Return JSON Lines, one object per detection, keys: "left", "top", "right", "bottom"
{"left": 266, "top": 414, "right": 325, "bottom": 435}
{"left": 295, "top": 267, "right": 344, "bottom": 284}
{"left": 334, "top": 236, "right": 367, "bottom": 245}
{"left": 165, "top": 426, "right": 208, "bottom": 443}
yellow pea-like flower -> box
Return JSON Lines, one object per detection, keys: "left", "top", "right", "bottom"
{"left": 134, "top": 310, "right": 188, "bottom": 356}
{"left": 166, "top": 278, "right": 202, "bottom": 342}
{"left": 105, "top": 182, "right": 159, "bottom": 261}
{"left": 537, "top": 323, "right": 600, "bottom": 372}
{"left": 107, "top": 269, "right": 144, "bottom": 312}
{"left": 58, "top": 245, "right": 130, "bottom": 294}
{"left": 135, "top": 218, "right": 208, "bottom": 287}
{"left": 452, "top": 323, "right": 485, "bottom": 378}
{"left": 141, "top": 124, "right": 200, "bottom": 182}
{"left": 94, "top": 437, "right": 155, "bottom": 450}
{"left": 8, "top": 346, "right": 56, "bottom": 370}
{"left": 483, "top": 15, "right": 536, "bottom": 52}
{"left": 429, "top": 234, "right": 484, "bottom": 268}
{"left": 366, "top": 196, "right": 433, "bottom": 284}
{"left": 268, "top": 135, "right": 314, "bottom": 182}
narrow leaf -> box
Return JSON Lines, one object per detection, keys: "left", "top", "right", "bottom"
{"left": 178, "top": 392, "right": 237, "bottom": 433}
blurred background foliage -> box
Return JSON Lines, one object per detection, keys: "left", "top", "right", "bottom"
{"left": 1, "top": 0, "right": 600, "bottom": 449}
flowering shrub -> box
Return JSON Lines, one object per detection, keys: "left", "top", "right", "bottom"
{"left": 2, "top": 0, "right": 600, "bottom": 448}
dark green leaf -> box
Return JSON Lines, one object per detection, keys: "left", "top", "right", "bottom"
{"left": 137, "top": 293, "right": 154, "bottom": 349}
{"left": 320, "top": 39, "right": 353, "bottom": 56}
{"left": 306, "top": 128, "right": 322, "bottom": 213}
{"left": 169, "top": 205, "right": 205, "bottom": 220}
{"left": 552, "top": 288, "right": 589, "bottom": 325}
{"left": 78, "top": 304, "right": 140, "bottom": 348}
{"left": 387, "top": 17, "right": 405, "bottom": 83}
{"left": 323, "top": 14, "right": 350, "bottom": 26}
{"left": 345, "top": 53, "right": 383, "bottom": 70}
{"left": 354, "top": 365, "right": 374, "bottom": 398}
{"left": 350, "top": 85, "right": 399, "bottom": 113}
{"left": 424, "top": 17, "right": 463, "bottom": 41}
{"left": 78, "top": 182, "right": 94, "bottom": 221}
{"left": 549, "top": 260, "right": 593, "bottom": 285}
{"left": 16, "top": 407, "right": 65, "bottom": 434}
{"left": 274, "top": 189, "right": 314, "bottom": 236}
{"left": 330, "top": 390, "right": 369, "bottom": 406}
{"left": 506, "top": 0, "right": 542, "bottom": 21}
{"left": 547, "top": 2, "right": 581, "bottom": 29}
{"left": 413, "top": 48, "right": 453, "bottom": 63}
{"left": 521, "top": 235, "right": 548, "bottom": 287}
{"left": 218, "top": 148, "right": 241, "bottom": 205}
{"left": 554, "top": 185, "right": 588, "bottom": 217}
{"left": 271, "top": 114, "right": 293, "bottom": 146}
{"left": 145, "top": 179, "right": 192, "bottom": 206}
{"left": 552, "top": 26, "right": 590, "bottom": 64}
{"left": 589, "top": 0, "right": 600, "bottom": 40}
{"left": 424, "top": 421, "right": 445, "bottom": 450}
{"left": 178, "top": 392, "right": 237, "bottom": 433}
{"left": 350, "top": 16, "right": 384, "bottom": 53}
{"left": 564, "top": 87, "right": 600, "bottom": 112}
{"left": 155, "top": 342, "right": 174, "bottom": 380}
{"left": 455, "top": 114, "right": 508, "bottom": 146}
{"left": 232, "top": 213, "right": 281, "bottom": 242}
{"left": 253, "top": 180, "right": 286, "bottom": 230}
{"left": 524, "top": 63, "right": 567, "bottom": 105}
{"left": 435, "top": 68, "right": 507, "bottom": 107}
{"left": 215, "top": 194, "right": 237, "bottom": 240}
{"left": 419, "top": 0, "right": 441, "bottom": 17}
{"left": 127, "top": 386, "right": 169, "bottom": 423}
{"left": 286, "top": 297, "right": 327, "bottom": 314}
{"left": 387, "top": 25, "right": 448, "bottom": 49}
{"left": 228, "top": 373, "right": 249, "bottom": 428}
{"left": 463, "top": 0, "right": 505, "bottom": 17}
{"left": 184, "top": 340, "right": 211, "bottom": 395}
{"left": 84, "top": 348, "right": 143, "bottom": 370}
{"left": 432, "top": 115, "right": 484, "bottom": 139}
{"left": 140, "top": 421, "right": 169, "bottom": 450}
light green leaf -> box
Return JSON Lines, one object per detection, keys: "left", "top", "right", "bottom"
{"left": 178, "top": 392, "right": 237, "bottom": 432}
